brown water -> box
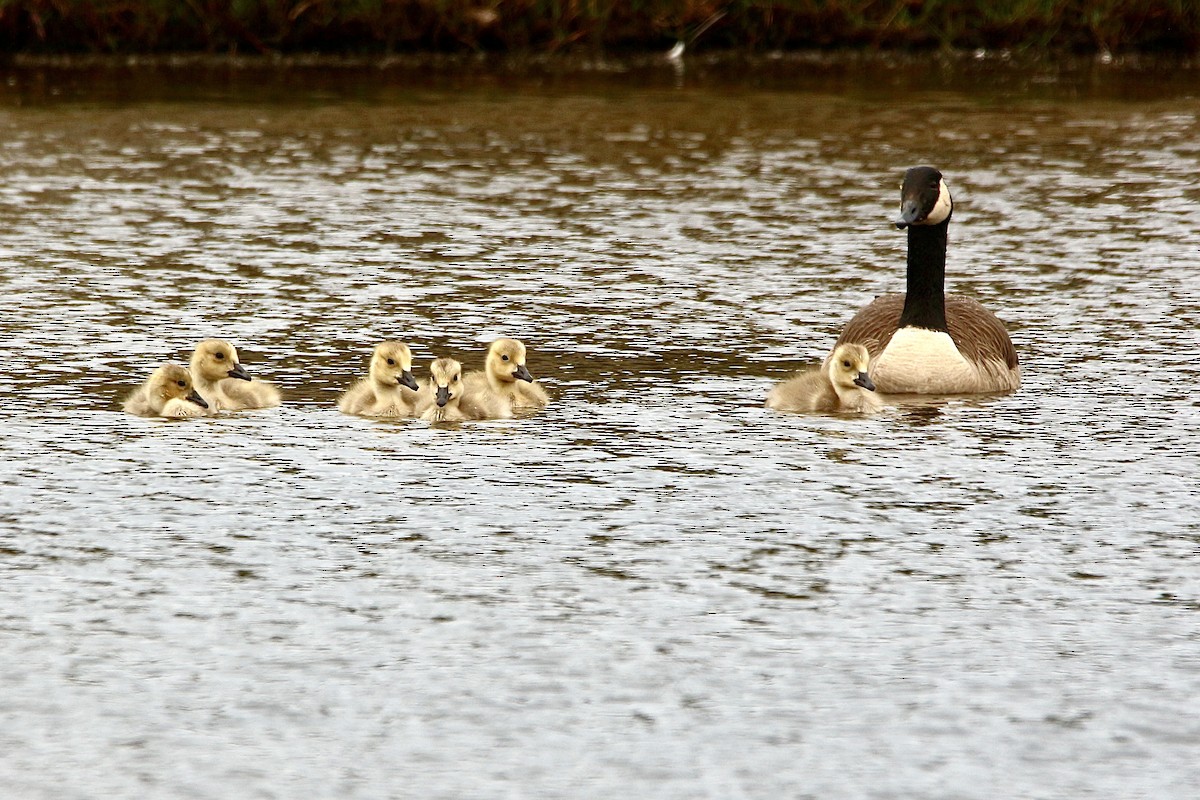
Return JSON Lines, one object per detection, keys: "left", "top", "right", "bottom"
{"left": 1, "top": 59, "right": 1199, "bottom": 799}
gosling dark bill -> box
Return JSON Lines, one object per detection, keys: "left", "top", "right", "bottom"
{"left": 228, "top": 363, "right": 252, "bottom": 381}
{"left": 854, "top": 372, "right": 876, "bottom": 392}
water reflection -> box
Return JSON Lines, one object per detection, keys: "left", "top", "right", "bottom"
{"left": 1, "top": 65, "right": 1199, "bottom": 799}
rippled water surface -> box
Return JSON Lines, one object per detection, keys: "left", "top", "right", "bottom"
{"left": 2, "top": 61, "right": 1199, "bottom": 799}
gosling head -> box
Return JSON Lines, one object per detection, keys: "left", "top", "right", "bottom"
{"left": 190, "top": 339, "right": 252, "bottom": 383}
{"left": 428, "top": 357, "right": 464, "bottom": 408}
{"left": 895, "top": 165, "right": 952, "bottom": 230}
{"left": 150, "top": 364, "right": 209, "bottom": 410}
{"left": 370, "top": 341, "right": 418, "bottom": 391}
{"left": 485, "top": 338, "right": 534, "bottom": 384}
{"left": 827, "top": 344, "right": 875, "bottom": 393}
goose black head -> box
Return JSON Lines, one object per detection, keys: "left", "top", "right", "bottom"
{"left": 895, "top": 166, "right": 952, "bottom": 229}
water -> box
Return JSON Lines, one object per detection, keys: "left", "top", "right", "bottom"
{"left": 2, "top": 59, "right": 1199, "bottom": 799}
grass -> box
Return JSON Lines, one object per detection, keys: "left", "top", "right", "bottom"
{"left": 0, "top": 1, "right": 1196, "bottom": 55}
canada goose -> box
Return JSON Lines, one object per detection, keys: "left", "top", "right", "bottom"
{"left": 123, "top": 363, "right": 210, "bottom": 418}
{"left": 462, "top": 338, "right": 549, "bottom": 416}
{"left": 828, "top": 167, "right": 1019, "bottom": 394}
{"left": 337, "top": 341, "right": 420, "bottom": 417}
{"left": 417, "top": 357, "right": 470, "bottom": 423}
{"left": 189, "top": 338, "right": 281, "bottom": 411}
{"left": 767, "top": 343, "right": 881, "bottom": 413}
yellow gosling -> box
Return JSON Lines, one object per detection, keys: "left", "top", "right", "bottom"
{"left": 417, "top": 357, "right": 469, "bottom": 423}
{"left": 338, "top": 341, "right": 420, "bottom": 417}
{"left": 462, "top": 338, "right": 549, "bottom": 418}
{"left": 189, "top": 338, "right": 281, "bottom": 412}
{"left": 123, "top": 363, "right": 210, "bottom": 419}
{"left": 766, "top": 343, "right": 882, "bottom": 414}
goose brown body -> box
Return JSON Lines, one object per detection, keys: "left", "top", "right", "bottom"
{"left": 832, "top": 293, "right": 1019, "bottom": 394}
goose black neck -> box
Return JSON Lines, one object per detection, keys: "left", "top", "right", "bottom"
{"left": 899, "top": 218, "right": 949, "bottom": 332}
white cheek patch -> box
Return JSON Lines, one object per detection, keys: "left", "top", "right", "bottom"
{"left": 923, "top": 179, "right": 953, "bottom": 224}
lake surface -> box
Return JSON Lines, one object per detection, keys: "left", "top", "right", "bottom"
{"left": 1, "top": 57, "right": 1198, "bottom": 799}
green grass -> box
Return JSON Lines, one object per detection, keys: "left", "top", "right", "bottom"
{"left": 0, "top": 1, "right": 1196, "bottom": 55}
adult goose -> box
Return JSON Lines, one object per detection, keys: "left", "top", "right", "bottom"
{"left": 829, "top": 167, "right": 1019, "bottom": 394}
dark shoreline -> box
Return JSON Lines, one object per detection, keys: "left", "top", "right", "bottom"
{"left": 0, "top": 2, "right": 1197, "bottom": 58}
{"left": 5, "top": 48, "right": 1199, "bottom": 83}
{"left": 2, "top": 50, "right": 1198, "bottom": 107}
{"left": 5, "top": 48, "right": 1198, "bottom": 70}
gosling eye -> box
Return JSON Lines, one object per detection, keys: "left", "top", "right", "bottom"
{"left": 177, "top": 380, "right": 186, "bottom": 387}
{"left": 387, "top": 358, "right": 396, "bottom": 366}
{"left": 501, "top": 354, "right": 510, "bottom": 361}
{"left": 452, "top": 375, "right": 459, "bottom": 382}
{"left": 214, "top": 352, "right": 225, "bottom": 361}
{"left": 842, "top": 360, "right": 851, "bottom": 368}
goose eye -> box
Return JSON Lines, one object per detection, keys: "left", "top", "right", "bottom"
{"left": 501, "top": 354, "right": 510, "bottom": 361}
{"left": 177, "top": 380, "right": 186, "bottom": 387}
{"left": 214, "top": 352, "right": 225, "bottom": 360}
{"left": 387, "top": 358, "right": 395, "bottom": 366}
{"left": 842, "top": 360, "right": 851, "bottom": 368}
{"left": 453, "top": 375, "right": 459, "bottom": 382}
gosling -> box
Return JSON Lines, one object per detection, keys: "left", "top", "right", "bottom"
{"left": 189, "top": 338, "right": 281, "bottom": 412}
{"left": 338, "top": 341, "right": 421, "bottom": 417}
{"left": 766, "top": 343, "right": 882, "bottom": 413}
{"left": 417, "top": 357, "right": 470, "bottom": 423}
{"left": 462, "top": 338, "right": 549, "bottom": 418}
{"left": 123, "top": 363, "right": 210, "bottom": 419}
